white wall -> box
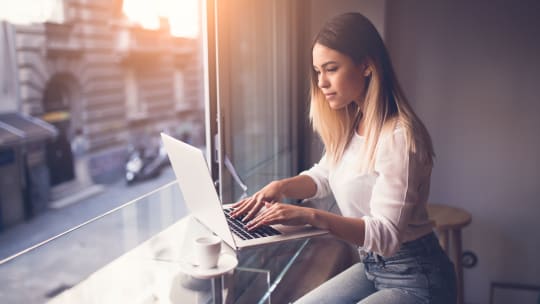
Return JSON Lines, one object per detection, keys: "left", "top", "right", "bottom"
{"left": 386, "top": 1, "right": 540, "bottom": 303}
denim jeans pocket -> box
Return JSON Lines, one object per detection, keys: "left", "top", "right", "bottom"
{"left": 368, "top": 256, "right": 428, "bottom": 287}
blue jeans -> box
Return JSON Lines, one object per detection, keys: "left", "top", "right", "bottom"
{"left": 294, "top": 232, "right": 456, "bottom": 304}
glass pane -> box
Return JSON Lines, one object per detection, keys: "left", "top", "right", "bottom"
{"left": 0, "top": 0, "right": 206, "bottom": 262}
{"left": 216, "top": 0, "right": 304, "bottom": 202}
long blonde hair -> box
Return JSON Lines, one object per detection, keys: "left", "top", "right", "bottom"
{"left": 310, "top": 13, "right": 434, "bottom": 172}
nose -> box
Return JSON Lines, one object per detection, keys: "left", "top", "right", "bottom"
{"left": 318, "top": 73, "right": 330, "bottom": 89}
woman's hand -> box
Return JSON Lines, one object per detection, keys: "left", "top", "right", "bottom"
{"left": 231, "top": 181, "right": 285, "bottom": 221}
{"left": 246, "top": 202, "right": 312, "bottom": 230}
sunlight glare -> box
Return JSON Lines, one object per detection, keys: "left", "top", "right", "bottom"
{"left": 123, "top": 0, "right": 199, "bottom": 38}
{"left": 0, "top": 0, "right": 58, "bottom": 24}
{"left": 122, "top": 0, "right": 160, "bottom": 30}
{"left": 0, "top": 0, "right": 198, "bottom": 38}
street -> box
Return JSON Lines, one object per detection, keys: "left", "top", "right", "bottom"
{"left": 0, "top": 166, "right": 181, "bottom": 303}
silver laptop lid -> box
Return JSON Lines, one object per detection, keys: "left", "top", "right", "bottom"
{"left": 161, "top": 133, "right": 236, "bottom": 249}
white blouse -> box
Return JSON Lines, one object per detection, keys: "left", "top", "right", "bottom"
{"left": 301, "top": 128, "right": 434, "bottom": 257}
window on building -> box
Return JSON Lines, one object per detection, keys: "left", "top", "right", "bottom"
{"left": 124, "top": 68, "right": 146, "bottom": 119}
{"left": 173, "top": 69, "right": 188, "bottom": 111}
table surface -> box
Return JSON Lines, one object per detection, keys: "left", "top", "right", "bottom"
{"left": 0, "top": 181, "right": 310, "bottom": 304}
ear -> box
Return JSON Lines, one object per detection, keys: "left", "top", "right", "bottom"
{"left": 363, "top": 63, "right": 372, "bottom": 77}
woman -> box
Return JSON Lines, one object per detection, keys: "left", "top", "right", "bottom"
{"left": 231, "top": 12, "right": 456, "bottom": 303}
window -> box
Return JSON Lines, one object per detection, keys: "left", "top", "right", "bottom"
{"left": 173, "top": 69, "right": 188, "bottom": 111}
{"left": 0, "top": 0, "right": 207, "bottom": 274}
{"left": 212, "top": 0, "right": 306, "bottom": 202}
{"left": 124, "top": 68, "right": 146, "bottom": 119}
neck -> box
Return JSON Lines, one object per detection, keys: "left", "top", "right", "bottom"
{"left": 357, "top": 121, "right": 365, "bottom": 136}
{"left": 354, "top": 111, "right": 365, "bottom": 136}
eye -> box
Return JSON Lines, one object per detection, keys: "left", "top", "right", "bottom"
{"left": 326, "top": 66, "right": 338, "bottom": 72}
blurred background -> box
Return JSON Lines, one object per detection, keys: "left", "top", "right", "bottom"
{"left": 0, "top": 0, "right": 204, "bottom": 223}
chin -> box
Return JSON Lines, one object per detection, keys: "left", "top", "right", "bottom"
{"left": 328, "top": 100, "right": 350, "bottom": 110}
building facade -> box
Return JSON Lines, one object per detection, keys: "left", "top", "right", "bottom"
{"left": 12, "top": 0, "right": 204, "bottom": 185}
{"left": 0, "top": 0, "right": 204, "bottom": 228}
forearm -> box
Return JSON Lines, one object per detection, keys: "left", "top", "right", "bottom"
{"left": 307, "top": 208, "right": 365, "bottom": 246}
{"left": 276, "top": 175, "right": 318, "bottom": 200}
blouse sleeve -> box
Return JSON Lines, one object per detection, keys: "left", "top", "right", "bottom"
{"left": 299, "top": 153, "right": 332, "bottom": 199}
{"left": 361, "top": 129, "right": 428, "bottom": 257}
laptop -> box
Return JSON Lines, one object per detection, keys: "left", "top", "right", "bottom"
{"left": 161, "top": 133, "right": 327, "bottom": 250}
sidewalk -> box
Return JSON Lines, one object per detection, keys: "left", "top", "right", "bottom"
{"left": 0, "top": 167, "right": 176, "bottom": 261}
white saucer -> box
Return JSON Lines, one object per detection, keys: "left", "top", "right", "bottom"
{"left": 179, "top": 254, "right": 238, "bottom": 279}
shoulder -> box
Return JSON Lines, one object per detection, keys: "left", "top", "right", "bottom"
{"left": 378, "top": 118, "right": 406, "bottom": 145}
{"left": 377, "top": 118, "right": 434, "bottom": 169}
{"left": 375, "top": 116, "right": 428, "bottom": 164}
{"left": 373, "top": 123, "right": 405, "bottom": 165}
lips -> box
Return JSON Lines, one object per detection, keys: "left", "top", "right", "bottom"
{"left": 324, "top": 92, "right": 337, "bottom": 99}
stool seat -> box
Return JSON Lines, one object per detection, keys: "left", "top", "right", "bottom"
{"left": 427, "top": 203, "right": 471, "bottom": 230}
{"left": 427, "top": 203, "right": 472, "bottom": 304}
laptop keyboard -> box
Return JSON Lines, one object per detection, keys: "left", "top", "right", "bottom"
{"left": 223, "top": 208, "right": 281, "bottom": 240}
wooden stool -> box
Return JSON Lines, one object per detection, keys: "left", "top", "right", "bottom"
{"left": 427, "top": 203, "right": 472, "bottom": 304}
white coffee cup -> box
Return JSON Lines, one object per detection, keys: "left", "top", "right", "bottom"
{"left": 193, "top": 235, "right": 221, "bottom": 269}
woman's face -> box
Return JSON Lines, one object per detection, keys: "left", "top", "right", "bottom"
{"left": 312, "top": 43, "right": 368, "bottom": 110}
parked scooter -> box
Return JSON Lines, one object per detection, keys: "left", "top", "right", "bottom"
{"left": 125, "top": 139, "right": 169, "bottom": 185}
